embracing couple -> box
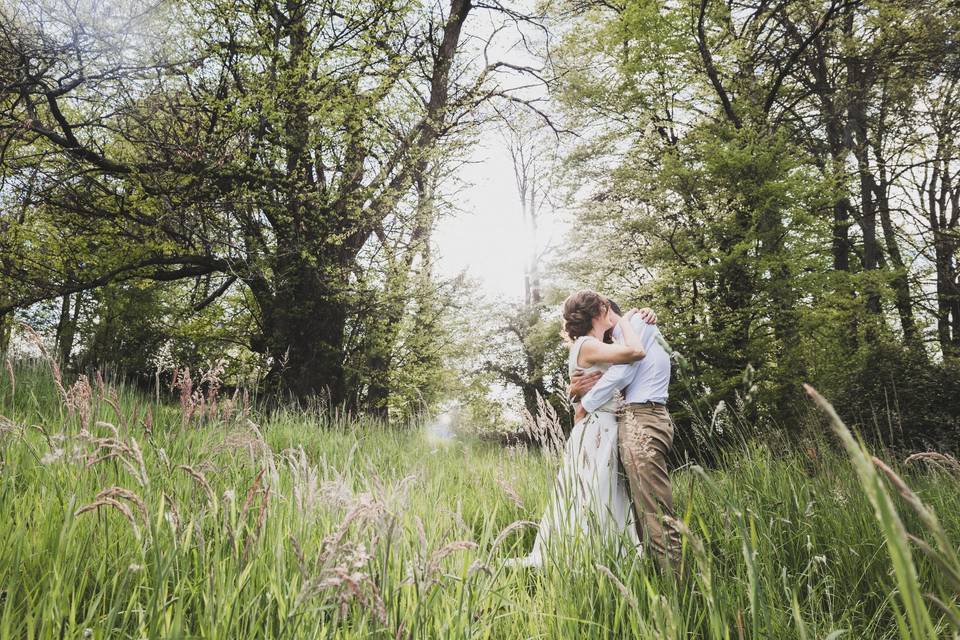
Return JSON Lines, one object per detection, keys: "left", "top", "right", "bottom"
{"left": 508, "top": 290, "right": 681, "bottom": 572}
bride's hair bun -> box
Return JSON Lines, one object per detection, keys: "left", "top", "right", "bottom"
{"left": 562, "top": 290, "right": 608, "bottom": 342}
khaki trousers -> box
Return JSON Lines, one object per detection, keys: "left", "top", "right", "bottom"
{"left": 618, "top": 404, "right": 681, "bottom": 569}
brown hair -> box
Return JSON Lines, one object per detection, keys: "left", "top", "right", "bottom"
{"left": 562, "top": 290, "right": 608, "bottom": 341}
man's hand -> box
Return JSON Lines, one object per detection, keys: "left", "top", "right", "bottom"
{"left": 568, "top": 369, "right": 602, "bottom": 401}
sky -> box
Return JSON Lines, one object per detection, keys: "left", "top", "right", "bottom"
{"left": 433, "top": 137, "right": 540, "bottom": 301}
{"left": 432, "top": 6, "right": 567, "bottom": 303}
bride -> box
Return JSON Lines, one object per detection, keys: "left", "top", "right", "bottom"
{"left": 506, "top": 290, "right": 650, "bottom": 568}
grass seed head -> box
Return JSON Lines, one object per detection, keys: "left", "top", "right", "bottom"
{"left": 178, "top": 465, "right": 217, "bottom": 506}
{"left": 594, "top": 564, "right": 639, "bottom": 609}
{"left": 76, "top": 498, "right": 141, "bottom": 539}
{"left": 490, "top": 520, "right": 538, "bottom": 552}
{"left": 94, "top": 486, "right": 149, "bottom": 526}
{"left": 905, "top": 452, "right": 960, "bottom": 477}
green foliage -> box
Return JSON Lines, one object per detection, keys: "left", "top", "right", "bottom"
{"left": 827, "top": 343, "right": 960, "bottom": 451}
{"left": 551, "top": 0, "right": 960, "bottom": 448}
{"left": 380, "top": 274, "right": 473, "bottom": 424}
{"left": 0, "top": 0, "right": 489, "bottom": 409}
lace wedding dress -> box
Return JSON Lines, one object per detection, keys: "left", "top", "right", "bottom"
{"left": 505, "top": 335, "right": 640, "bottom": 568}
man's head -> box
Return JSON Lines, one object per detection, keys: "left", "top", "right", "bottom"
{"left": 603, "top": 298, "right": 622, "bottom": 343}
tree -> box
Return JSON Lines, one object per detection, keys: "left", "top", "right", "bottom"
{"left": 549, "top": 0, "right": 960, "bottom": 432}
{"left": 506, "top": 109, "right": 554, "bottom": 306}
{"left": 478, "top": 110, "right": 566, "bottom": 420}
{"left": 0, "top": 0, "right": 549, "bottom": 408}
{"left": 908, "top": 78, "right": 960, "bottom": 360}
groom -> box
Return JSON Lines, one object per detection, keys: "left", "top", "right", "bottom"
{"left": 569, "top": 299, "right": 682, "bottom": 571}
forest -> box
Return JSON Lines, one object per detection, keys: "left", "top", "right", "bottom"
{"left": 2, "top": 0, "right": 958, "bottom": 449}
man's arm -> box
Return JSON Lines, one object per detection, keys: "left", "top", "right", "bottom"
{"left": 580, "top": 360, "right": 639, "bottom": 412}
{"left": 580, "top": 316, "right": 650, "bottom": 412}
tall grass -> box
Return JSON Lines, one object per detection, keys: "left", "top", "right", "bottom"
{"left": 1, "top": 358, "right": 959, "bottom": 638}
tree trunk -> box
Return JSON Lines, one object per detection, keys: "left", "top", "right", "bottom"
{"left": 843, "top": 14, "right": 882, "bottom": 322}
{"left": 953, "top": 261, "right": 960, "bottom": 356}
{"left": 520, "top": 380, "right": 546, "bottom": 420}
{"left": 248, "top": 2, "right": 346, "bottom": 405}
{"left": 875, "top": 178, "right": 923, "bottom": 353}
{"left": 55, "top": 293, "right": 77, "bottom": 366}
{"left": 832, "top": 197, "right": 852, "bottom": 272}
{"left": 807, "top": 21, "right": 852, "bottom": 274}
{"left": 256, "top": 259, "right": 348, "bottom": 406}
{"left": 923, "top": 148, "right": 960, "bottom": 361}
{"left": 852, "top": 142, "right": 882, "bottom": 315}
{"left": 934, "top": 232, "right": 960, "bottom": 359}
{"left": 945, "top": 179, "right": 960, "bottom": 359}
{"left": 527, "top": 169, "right": 541, "bottom": 305}
{"left": 0, "top": 311, "right": 11, "bottom": 357}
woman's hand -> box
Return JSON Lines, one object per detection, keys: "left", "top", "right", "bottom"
{"left": 574, "top": 405, "right": 588, "bottom": 423}
{"left": 624, "top": 307, "right": 657, "bottom": 324}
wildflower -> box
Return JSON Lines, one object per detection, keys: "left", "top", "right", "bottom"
{"left": 832, "top": 487, "right": 848, "bottom": 505}
{"left": 40, "top": 448, "right": 64, "bottom": 465}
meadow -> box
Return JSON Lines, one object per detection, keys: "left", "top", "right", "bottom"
{"left": 1, "top": 359, "right": 959, "bottom": 639}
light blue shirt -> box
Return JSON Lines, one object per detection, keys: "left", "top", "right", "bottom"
{"left": 580, "top": 316, "right": 671, "bottom": 413}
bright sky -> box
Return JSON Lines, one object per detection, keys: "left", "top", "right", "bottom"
{"left": 433, "top": 7, "right": 566, "bottom": 302}
{"left": 434, "top": 137, "right": 533, "bottom": 301}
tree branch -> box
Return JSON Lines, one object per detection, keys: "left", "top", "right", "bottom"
{"left": 763, "top": 0, "right": 850, "bottom": 114}
{"left": 696, "top": 0, "right": 742, "bottom": 128}
{"left": 0, "top": 255, "right": 228, "bottom": 314}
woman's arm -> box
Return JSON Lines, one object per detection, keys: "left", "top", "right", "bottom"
{"left": 617, "top": 309, "right": 645, "bottom": 354}
{"left": 579, "top": 312, "right": 646, "bottom": 366}
{"left": 579, "top": 339, "right": 644, "bottom": 366}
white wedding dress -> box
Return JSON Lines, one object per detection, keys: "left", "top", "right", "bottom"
{"left": 506, "top": 335, "right": 640, "bottom": 568}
